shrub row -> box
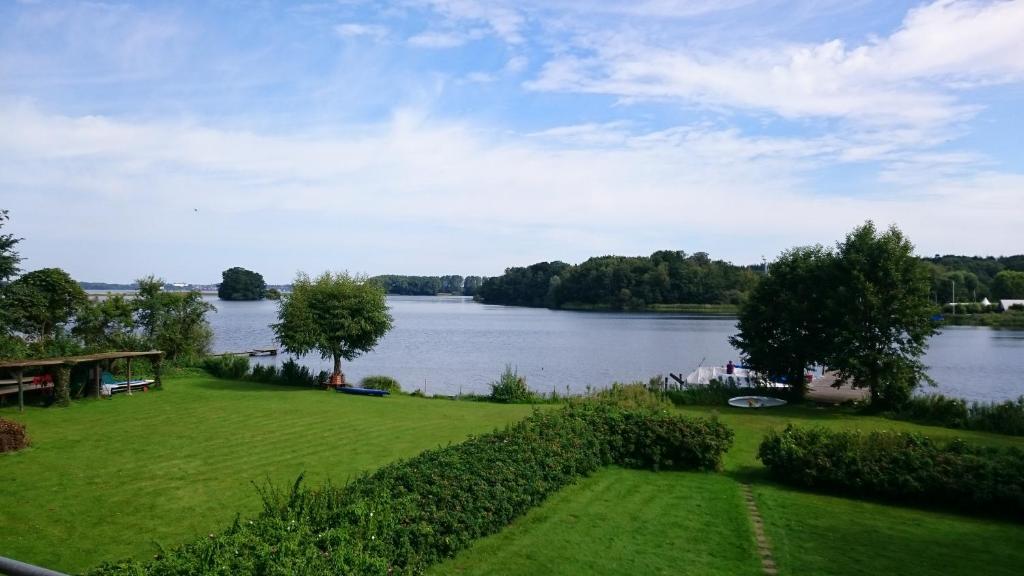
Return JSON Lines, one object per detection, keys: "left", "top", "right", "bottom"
{"left": 90, "top": 398, "right": 733, "bottom": 575}
{"left": 201, "top": 355, "right": 329, "bottom": 388}
{"left": 0, "top": 418, "right": 29, "bottom": 453}
{"left": 759, "top": 425, "right": 1024, "bottom": 518}
{"left": 896, "top": 394, "right": 1024, "bottom": 436}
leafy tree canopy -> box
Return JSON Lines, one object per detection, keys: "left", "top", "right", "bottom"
{"left": 732, "top": 222, "right": 937, "bottom": 408}
{"left": 991, "top": 270, "right": 1024, "bottom": 300}
{"left": 729, "top": 246, "right": 832, "bottom": 393}
{"left": 135, "top": 275, "right": 215, "bottom": 361}
{"left": 273, "top": 271, "right": 393, "bottom": 382}
{"left": 5, "top": 267, "right": 87, "bottom": 344}
{"left": 218, "top": 267, "right": 267, "bottom": 301}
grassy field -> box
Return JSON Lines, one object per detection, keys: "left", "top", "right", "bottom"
{"left": 0, "top": 374, "right": 535, "bottom": 572}
{"left": 434, "top": 405, "right": 1024, "bottom": 576}
{"left": 3, "top": 378, "right": 1024, "bottom": 575}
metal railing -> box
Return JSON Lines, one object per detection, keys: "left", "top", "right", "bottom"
{"left": 0, "top": 556, "right": 69, "bottom": 576}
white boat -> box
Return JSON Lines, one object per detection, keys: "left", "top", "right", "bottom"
{"left": 683, "top": 366, "right": 790, "bottom": 388}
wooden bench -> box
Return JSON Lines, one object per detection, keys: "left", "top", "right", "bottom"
{"left": 0, "top": 381, "right": 53, "bottom": 396}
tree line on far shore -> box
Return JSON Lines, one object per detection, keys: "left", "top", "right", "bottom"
{"left": 476, "top": 251, "right": 761, "bottom": 309}
{"left": 475, "top": 251, "right": 1024, "bottom": 311}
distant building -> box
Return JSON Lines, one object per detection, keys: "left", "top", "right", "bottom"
{"left": 1000, "top": 299, "right": 1024, "bottom": 311}
{"left": 981, "top": 297, "right": 992, "bottom": 307}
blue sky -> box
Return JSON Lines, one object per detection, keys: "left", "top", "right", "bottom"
{"left": 1, "top": 0, "right": 1022, "bottom": 283}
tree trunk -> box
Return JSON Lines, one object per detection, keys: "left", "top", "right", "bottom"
{"left": 331, "top": 354, "right": 345, "bottom": 387}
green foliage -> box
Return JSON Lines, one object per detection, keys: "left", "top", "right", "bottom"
{"left": 920, "top": 254, "right": 1024, "bottom": 302}
{"left": 135, "top": 277, "right": 215, "bottom": 362}
{"left": 87, "top": 401, "right": 732, "bottom": 575}
{"left": 731, "top": 246, "right": 831, "bottom": 393}
{"left": 477, "top": 251, "right": 759, "bottom": 310}
{"left": 4, "top": 267, "right": 87, "bottom": 345}
{"left": 202, "top": 355, "right": 251, "bottom": 379}
{"left": 991, "top": 270, "right": 1024, "bottom": 300}
{"left": 265, "top": 287, "right": 282, "bottom": 300}
{"left": 208, "top": 358, "right": 326, "bottom": 388}
{"left": 217, "top": 267, "right": 268, "bottom": 301}
{"left": 896, "top": 394, "right": 1024, "bottom": 436}
{"left": 369, "top": 275, "right": 465, "bottom": 295}
{"left": 732, "top": 222, "right": 937, "bottom": 408}
{"left": 589, "top": 381, "right": 672, "bottom": 411}
{"left": 0, "top": 209, "right": 21, "bottom": 284}
{"left": 273, "top": 272, "right": 393, "bottom": 379}
{"left": 360, "top": 375, "right": 402, "bottom": 393}
{"left": 73, "top": 294, "right": 141, "bottom": 351}
{"left": 829, "top": 222, "right": 937, "bottom": 408}
{"left": 758, "top": 425, "right": 1024, "bottom": 518}
{"left": 488, "top": 364, "right": 538, "bottom": 403}
{"left": 462, "top": 276, "right": 483, "bottom": 297}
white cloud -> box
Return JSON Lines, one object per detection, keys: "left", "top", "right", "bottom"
{"left": 527, "top": 0, "right": 1024, "bottom": 129}
{"left": 334, "top": 23, "right": 388, "bottom": 40}
{"left": 2, "top": 102, "right": 1020, "bottom": 279}
{"left": 411, "top": 0, "right": 525, "bottom": 44}
{"left": 407, "top": 29, "right": 481, "bottom": 48}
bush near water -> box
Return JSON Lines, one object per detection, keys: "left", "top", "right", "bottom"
{"left": 895, "top": 394, "right": 1024, "bottom": 436}
{"left": 88, "top": 392, "right": 733, "bottom": 575}
{"left": 359, "top": 375, "right": 402, "bottom": 394}
{"left": 758, "top": 425, "right": 1024, "bottom": 519}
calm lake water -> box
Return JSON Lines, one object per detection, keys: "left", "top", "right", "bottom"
{"left": 205, "top": 295, "right": 1024, "bottom": 402}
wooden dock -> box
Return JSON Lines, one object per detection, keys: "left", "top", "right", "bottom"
{"left": 213, "top": 348, "right": 278, "bottom": 357}
{"left": 806, "top": 372, "right": 870, "bottom": 404}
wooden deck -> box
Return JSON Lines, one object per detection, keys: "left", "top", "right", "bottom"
{"left": 805, "top": 372, "right": 870, "bottom": 404}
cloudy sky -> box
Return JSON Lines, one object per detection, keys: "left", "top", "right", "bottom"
{"left": 1, "top": 0, "right": 1022, "bottom": 283}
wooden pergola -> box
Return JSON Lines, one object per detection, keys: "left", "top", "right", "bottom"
{"left": 0, "top": 350, "right": 164, "bottom": 411}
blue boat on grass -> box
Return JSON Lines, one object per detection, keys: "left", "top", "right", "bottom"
{"left": 336, "top": 386, "right": 389, "bottom": 397}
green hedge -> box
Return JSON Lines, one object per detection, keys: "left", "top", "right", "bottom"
{"left": 759, "top": 425, "right": 1024, "bottom": 518}
{"left": 89, "top": 401, "right": 733, "bottom": 575}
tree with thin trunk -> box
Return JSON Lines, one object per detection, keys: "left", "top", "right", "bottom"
{"left": 272, "top": 272, "right": 393, "bottom": 386}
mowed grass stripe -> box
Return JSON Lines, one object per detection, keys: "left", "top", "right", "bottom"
{"left": 430, "top": 468, "right": 763, "bottom": 576}
{"left": 0, "top": 375, "right": 536, "bottom": 573}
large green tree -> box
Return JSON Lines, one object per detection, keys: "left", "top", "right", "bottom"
{"left": 732, "top": 222, "right": 937, "bottom": 408}
{"left": 4, "top": 267, "right": 87, "bottom": 344}
{"left": 826, "top": 222, "right": 937, "bottom": 408}
{"left": 218, "top": 267, "right": 268, "bottom": 301}
{"left": 273, "top": 272, "right": 393, "bottom": 385}
{"left": 991, "top": 270, "right": 1024, "bottom": 300}
{"left": 0, "top": 209, "right": 24, "bottom": 355}
{"left": 730, "top": 246, "right": 832, "bottom": 394}
{"left": 73, "top": 294, "right": 140, "bottom": 351}
{"left": 135, "top": 276, "right": 215, "bottom": 361}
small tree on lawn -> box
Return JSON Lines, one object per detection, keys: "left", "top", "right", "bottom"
{"left": 272, "top": 272, "right": 393, "bottom": 386}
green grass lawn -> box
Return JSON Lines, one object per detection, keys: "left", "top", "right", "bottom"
{"left": 4, "top": 379, "right": 1024, "bottom": 576}
{"left": 434, "top": 404, "right": 1024, "bottom": 576}
{"left": 430, "top": 468, "right": 762, "bottom": 576}
{"left": 0, "top": 374, "right": 536, "bottom": 573}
